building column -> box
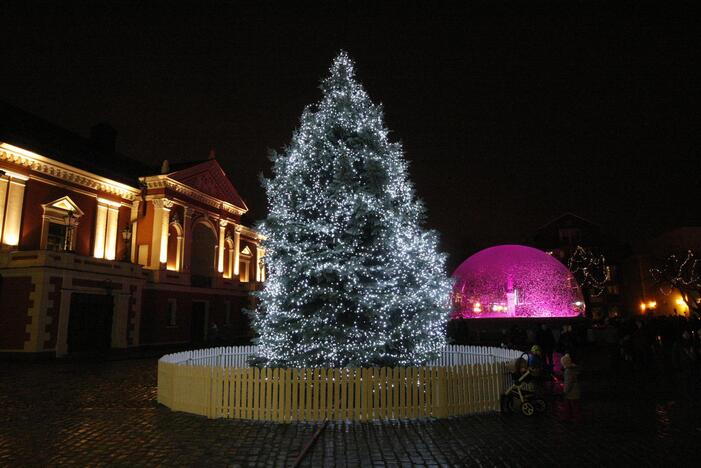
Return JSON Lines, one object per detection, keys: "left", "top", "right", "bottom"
{"left": 93, "top": 203, "right": 108, "bottom": 258}
{"left": 104, "top": 204, "right": 119, "bottom": 260}
{"left": 0, "top": 175, "right": 9, "bottom": 241}
{"left": 217, "top": 219, "right": 227, "bottom": 273}
{"left": 255, "top": 247, "right": 266, "bottom": 282}
{"left": 150, "top": 198, "right": 172, "bottom": 269}
{"left": 233, "top": 226, "right": 241, "bottom": 276}
{"left": 130, "top": 201, "right": 139, "bottom": 263}
{"left": 182, "top": 207, "right": 193, "bottom": 272}
{"left": 259, "top": 248, "right": 266, "bottom": 282}
{"left": 175, "top": 235, "right": 183, "bottom": 271}
{"left": 255, "top": 246, "right": 263, "bottom": 282}
{"left": 1, "top": 171, "right": 28, "bottom": 248}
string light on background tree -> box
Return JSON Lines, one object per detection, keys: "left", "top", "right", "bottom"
{"left": 567, "top": 245, "right": 608, "bottom": 297}
{"left": 250, "top": 51, "right": 452, "bottom": 368}
{"left": 650, "top": 250, "right": 701, "bottom": 317}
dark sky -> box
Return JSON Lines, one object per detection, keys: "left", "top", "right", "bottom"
{"left": 2, "top": 1, "right": 699, "bottom": 268}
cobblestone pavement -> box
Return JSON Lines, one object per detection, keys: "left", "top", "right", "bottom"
{"left": 1, "top": 351, "right": 700, "bottom": 467}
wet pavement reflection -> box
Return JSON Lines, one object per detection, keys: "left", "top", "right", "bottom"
{"left": 0, "top": 349, "right": 699, "bottom": 467}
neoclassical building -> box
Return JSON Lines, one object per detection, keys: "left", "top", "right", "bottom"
{"left": 0, "top": 102, "right": 264, "bottom": 356}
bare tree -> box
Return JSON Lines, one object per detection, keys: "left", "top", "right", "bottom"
{"left": 568, "top": 245, "right": 608, "bottom": 297}
{"left": 650, "top": 250, "right": 701, "bottom": 317}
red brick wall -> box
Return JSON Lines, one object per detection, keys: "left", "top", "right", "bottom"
{"left": 0, "top": 276, "right": 34, "bottom": 350}
{"left": 19, "top": 179, "right": 98, "bottom": 256}
{"left": 43, "top": 276, "right": 63, "bottom": 349}
{"left": 140, "top": 289, "right": 252, "bottom": 344}
{"left": 135, "top": 201, "right": 154, "bottom": 263}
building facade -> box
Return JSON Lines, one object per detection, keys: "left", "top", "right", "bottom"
{"left": 0, "top": 104, "right": 264, "bottom": 356}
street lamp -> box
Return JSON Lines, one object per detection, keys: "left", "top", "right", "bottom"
{"left": 121, "top": 225, "right": 132, "bottom": 262}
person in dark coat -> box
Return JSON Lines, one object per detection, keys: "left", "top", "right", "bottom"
{"left": 536, "top": 324, "right": 556, "bottom": 370}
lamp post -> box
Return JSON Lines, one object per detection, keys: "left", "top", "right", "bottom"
{"left": 121, "top": 225, "right": 132, "bottom": 262}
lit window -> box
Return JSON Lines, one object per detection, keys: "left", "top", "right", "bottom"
{"left": 40, "top": 196, "right": 83, "bottom": 251}
{"left": 239, "top": 245, "right": 252, "bottom": 282}
{"left": 46, "top": 223, "right": 68, "bottom": 251}
{"left": 239, "top": 259, "right": 250, "bottom": 282}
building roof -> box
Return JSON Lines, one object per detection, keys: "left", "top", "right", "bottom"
{"left": 0, "top": 100, "right": 155, "bottom": 186}
{"left": 535, "top": 212, "right": 600, "bottom": 232}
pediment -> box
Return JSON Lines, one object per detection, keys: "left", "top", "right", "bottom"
{"left": 241, "top": 245, "right": 252, "bottom": 256}
{"left": 42, "top": 196, "right": 84, "bottom": 217}
{"left": 167, "top": 160, "right": 247, "bottom": 211}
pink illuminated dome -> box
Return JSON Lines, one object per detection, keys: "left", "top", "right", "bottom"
{"left": 452, "top": 245, "right": 584, "bottom": 319}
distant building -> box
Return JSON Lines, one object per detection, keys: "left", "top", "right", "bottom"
{"left": 0, "top": 102, "right": 264, "bottom": 356}
{"left": 531, "top": 212, "right": 626, "bottom": 319}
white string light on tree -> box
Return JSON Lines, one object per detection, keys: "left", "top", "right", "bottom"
{"left": 567, "top": 245, "right": 608, "bottom": 297}
{"left": 250, "top": 51, "right": 452, "bottom": 368}
{"left": 650, "top": 250, "right": 701, "bottom": 316}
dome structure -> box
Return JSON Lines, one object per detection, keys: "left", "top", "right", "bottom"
{"left": 452, "top": 245, "right": 584, "bottom": 318}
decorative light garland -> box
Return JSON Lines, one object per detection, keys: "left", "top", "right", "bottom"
{"left": 650, "top": 250, "right": 701, "bottom": 315}
{"left": 567, "top": 245, "right": 608, "bottom": 297}
{"left": 251, "top": 52, "right": 452, "bottom": 368}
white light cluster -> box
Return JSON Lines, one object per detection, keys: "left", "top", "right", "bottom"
{"left": 252, "top": 52, "right": 452, "bottom": 368}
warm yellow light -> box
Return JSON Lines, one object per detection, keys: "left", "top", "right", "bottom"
{"left": 1, "top": 177, "right": 26, "bottom": 247}
{"left": 2, "top": 233, "right": 18, "bottom": 246}
{"left": 648, "top": 301, "right": 657, "bottom": 309}
{"left": 93, "top": 204, "right": 107, "bottom": 258}
{"left": 97, "top": 197, "right": 121, "bottom": 207}
{"left": 640, "top": 302, "right": 646, "bottom": 311}
{"left": 676, "top": 298, "right": 686, "bottom": 306}
{"left": 1, "top": 169, "right": 29, "bottom": 181}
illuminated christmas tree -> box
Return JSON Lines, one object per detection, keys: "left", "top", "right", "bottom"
{"left": 252, "top": 52, "right": 451, "bottom": 368}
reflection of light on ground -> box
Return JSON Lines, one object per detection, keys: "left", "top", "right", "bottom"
{"left": 452, "top": 245, "right": 584, "bottom": 319}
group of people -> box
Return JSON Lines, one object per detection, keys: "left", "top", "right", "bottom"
{"left": 603, "top": 315, "right": 701, "bottom": 372}
{"left": 508, "top": 323, "right": 583, "bottom": 421}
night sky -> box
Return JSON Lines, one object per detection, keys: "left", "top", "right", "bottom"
{"left": 2, "top": 1, "right": 699, "bottom": 269}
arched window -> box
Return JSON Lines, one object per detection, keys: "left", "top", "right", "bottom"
{"left": 166, "top": 222, "right": 183, "bottom": 271}
{"left": 191, "top": 219, "right": 217, "bottom": 286}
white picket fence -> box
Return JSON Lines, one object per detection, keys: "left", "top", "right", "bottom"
{"left": 159, "top": 345, "right": 522, "bottom": 369}
{"left": 158, "top": 345, "right": 523, "bottom": 421}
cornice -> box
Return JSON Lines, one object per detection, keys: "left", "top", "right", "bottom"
{"left": 0, "top": 142, "right": 140, "bottom": 201}
{"left": 239, "top": 225, "right": 266, "bottom": 241}
{"left": 140, "top": 174, "right": 247, "bottom": 216}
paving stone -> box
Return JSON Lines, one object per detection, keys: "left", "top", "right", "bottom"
{"left": 0, "top": 356, "right": 700, "bottom": 466}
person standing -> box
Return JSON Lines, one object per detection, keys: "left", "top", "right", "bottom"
{"left": 561, "top": 353, "right": 581, "bottom": 422}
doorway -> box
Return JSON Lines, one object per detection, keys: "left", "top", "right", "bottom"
{"left": 67, "top": 293, "right": 114, "bottom": 353}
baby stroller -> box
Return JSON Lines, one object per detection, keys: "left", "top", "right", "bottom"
{"left": 502, "top": 355, "right": 547, "bottom": 416}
